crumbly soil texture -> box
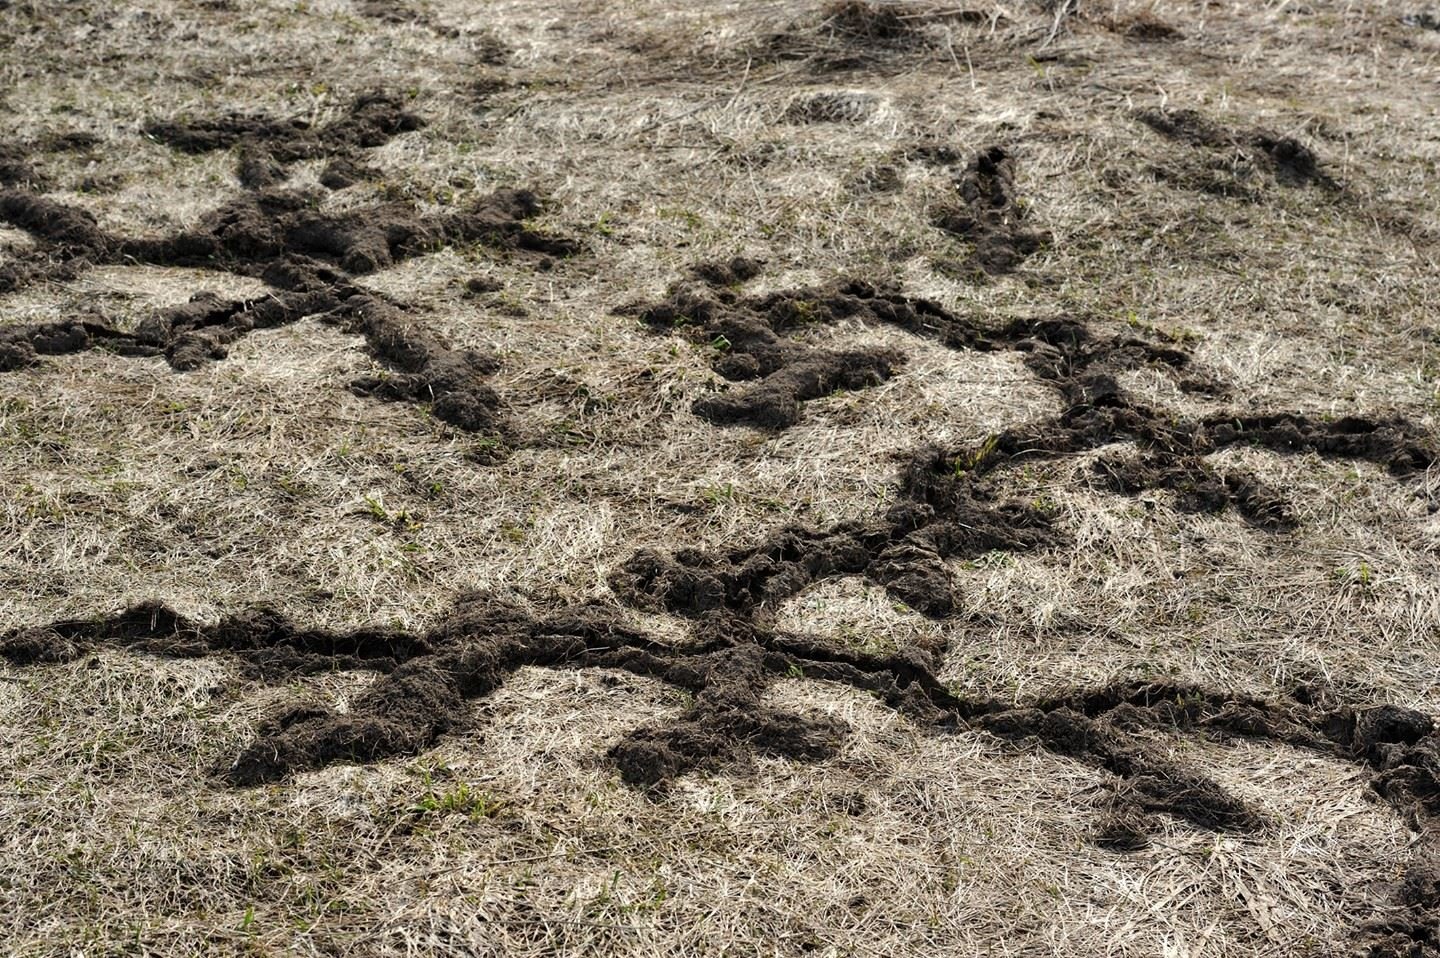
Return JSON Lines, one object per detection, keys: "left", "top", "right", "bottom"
{"left": 0, "top": 93, "right": 579, "bottom": 446}
{"left": 3, "top": 1, "right": 1440, "bottom": 955}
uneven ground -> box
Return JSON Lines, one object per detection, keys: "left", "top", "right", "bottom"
{"left": 2, "top": 0, "right": 1440, "bottom": 954}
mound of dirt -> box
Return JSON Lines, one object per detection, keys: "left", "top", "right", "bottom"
{"left": 628, "top": 278, "right": 925, "bottom": 428}
{"left": 612, "top": 485, "right": 1054, "bottom": 621}
{"left": 1137, "top": 107, "right": 1339, "bottom": 195}
{"left": 7, "top": 595, "right": 1440, "bottom": 848}
{"left": 1106, "top": 10, "right": 1181, "bottom": 41}
{"left": 623, "top": 274, "right": 1439, "bottom": 623}
{"left": 145, "top": 92, "right": 424, "bottom": 190}
{"left": 628, "top": 275, "right": 1213, "bottom": 429}
{"left": 0, "top": 178, "right": 575, "bottom": 438}
{"left": 0, "top": 131, "right": 99, "bottom": 189}
{"left": 633, "top": 263, "right": 1436, "bottom": 530}
{"left": 8, "top": 586, "right": 1440, "bottom": 955}
{"left": 931, "top": 146, "right": 1050, "bottom": 276}
{"left": 340, "top": 293, "right": 508, "bottom": 436}
{"left": 689, "top": 255, "right": 763, "bottom": 287}
{"left": 760, "top": 1, "right": 936, "bottom": 72}
{"left": 0, "top": 144, "right": 41, "bottom": 189}
{"left": 913, "top": 404, "right": 1435, "bottom": 533}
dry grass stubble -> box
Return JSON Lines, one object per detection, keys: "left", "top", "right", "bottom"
{"left": 3, "top": 0, "right": 1440, "bottom": 954}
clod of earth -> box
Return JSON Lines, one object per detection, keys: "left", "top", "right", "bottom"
{"left": 627, "top": 273, "right": 1212, "bottom": 430}
{"left": 145, "top": 92, "right": 424, "bottom": 190}
{"left": 0, "top": 130, "right": 99, "bottom": 190}
{"left": 629, "top": 263, "right": 1433, "bottom": 533}
{"left": 1108, "top": 10, "right": 1181, "bottom": 41}
{"left": 920, "top": 405, "right": 1436, "bottom": 532}
{"left": 688, "top": 255, "right": 764, "bottom": 287}
{"left": 611, "top": 490, "right": 1053, "bottom": 621}
{"left": 354, "top": 1, "right": 477, "bottom": 42}
{"left": 757, "top": 0, "right": 954, "bottom": 73}
{"left": 931, "top": 145, "right": 1050, "bottom": 276}
{"left": 6, "top": 598, "right": 1440, "bottom": 850}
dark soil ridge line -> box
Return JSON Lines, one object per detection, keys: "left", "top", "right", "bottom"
{"left": 912, "top": 401, "right": 1437, "bottom": 531}
{"left": 4, "top": 597, "right": 1439, "bottom": 833}
{"left": 0, "top": 185, "right": 576, "bottom": 293}
{"left": 1136, "top": 107, "right": 1338, "bottom": 191}
{"left": 616, "top": 402, "right": 1434, "bottom": 641}
{"left": 0, "top": 275, "right": 508, "bottom": 438}
{"left": 1134, "top": 106, "right": 1436, "bottom": 247}
{"left": 611, "top": 405, "right": 1431, "bottom": 640}
{"left": 145, "top": 92, "right": 423, "bottom": 191}
{"left": 631, "top": 268, "right": 1433, "bottom": 534}
{"left": 0, "top": 131, "right": 101, "bottom": 190}
{"left": 6, "top": 598, "right": 1438, "bottom": 950}
{"left": 612, "top": 490, "right": 1055, "bottom": 620}
{"left": 931, "top": 145, "right": 1050, "bottom": 276}
{"left": 626, "top": 276, "right": 1215, "bottom": 430}
{"left": 755, "top": 1, "right": 1006, "bottom": 75}
{"left": 0, "top": 90, "right": 573, "bottom": 297}
{"left": 0, "top": 186, "right": 577, "bottom": 439}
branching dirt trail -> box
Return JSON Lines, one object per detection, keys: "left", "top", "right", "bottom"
{"left": 3, "top": 0, "right": 1440, "bottom": 955}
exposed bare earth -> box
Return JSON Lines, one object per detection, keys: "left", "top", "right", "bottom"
{"left": 3, "top": 1, "right": 1440, "bottom": 955}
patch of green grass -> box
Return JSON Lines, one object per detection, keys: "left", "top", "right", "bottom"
{"left": 363, "top": 495, "right": 422, "bottom": 532}
{"left": 952, "top": 435, "right": 1000, "bottom": 476}
{"left": 410, "top": 781, "right": 505, "bottom": 820}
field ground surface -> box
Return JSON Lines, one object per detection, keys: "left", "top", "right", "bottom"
{"left": 3, "top": 1, "right": 1440, "bottom": 955}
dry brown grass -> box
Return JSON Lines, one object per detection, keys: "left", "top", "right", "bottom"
{"left": 3, "top": 0, "right": 1440, "bottom": 954}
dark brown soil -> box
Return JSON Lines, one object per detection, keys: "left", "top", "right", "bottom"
{"left": 919, "top": 405, "right": 1434, "bottom": 532}
{"left": 0, "top": 97, "right": 568, "bottom": 442}
{"left": 627, "top": 276, "right": 1215, "bottom": 429}
{"left": 630, "top": 266, "right": 1435, "bottom": 532}
{"left": 1108, "top": 10, "right": 1181, "bottom": 41}
{"left": 689, "top": 256, "right": 764, "bottom": 287}
{"left": 355, "top": 1, "right": 431, "bottom": 26}
{"left": 0, "top": 144, "right": 41, "bottom": 189}
{"left": 318, "top": 156, "right": 380, "bottom": 190}
{"left": 1137, "top": 107, "right": 1339, "bottom": 194}
{"left": 759, "top": 1, "right": 943, "bottom": 73}
{"left": 1134, "top": 108, "right": 1233, "bottom": 149}
{"left": 612, "top": 487, "right": 1054, "bottom": 621}
{"left": 0, "top": 138, "right": 575, "bottom": 294}
{"left": 339, "top": 293, "right": 508, "bottom": 437}
{"left": 8, "top": 589, "right": 1439, "bottom": 951}
{"left": 7, "top": 596, "right": 1440, "bottom": 838}
{"left": 0, "top": 130, "right": 99, "bottom": 189}
{"left": 145, "top": 92, "right": 424, "bottom": 189}
{"left": 626, "top": 279, "right": 925, "bottom": 428}
{"left": 615, "top": 401, "right": 1432, "bottom": 632}
{"left": 0, "top": 273, "right": 508, "bottom": 437}
{"left": 1093, "top": 450, "right": 1296, "bottom": 529}
{"left": 354, "top": 1, "right": 474, "bottom": 42}
{"left": 931, "top": 146, "right": 1049, "bottom": 276}
{"left": 623, "top": 292, "right": 1438, "bottom": 625}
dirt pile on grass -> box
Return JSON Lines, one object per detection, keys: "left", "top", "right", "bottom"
{"left": 0, "top": 103, "right": 578, "bottom": 442}
{"left": 931, "top": 145, "right": 1050, "bottom": 275}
